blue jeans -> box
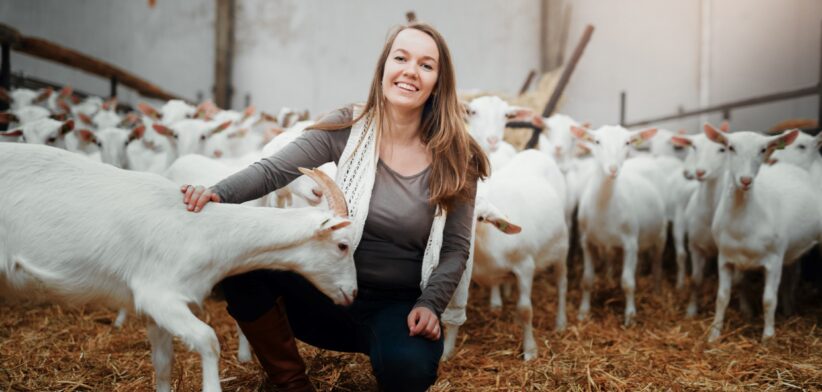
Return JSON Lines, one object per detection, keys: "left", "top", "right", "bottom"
{"left": 221, "top": 270, "right": 443, "bottom": 392}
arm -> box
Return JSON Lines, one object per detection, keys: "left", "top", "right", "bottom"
{"left": 409, "top": 184, "right": 476, "bottom": 339}
{"left": 211, "top": 128, "right": 349, "bottom": 204}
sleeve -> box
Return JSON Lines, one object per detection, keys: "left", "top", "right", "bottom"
{"left": 211, "top": 108, "right": 352, "bottom": 204}
{"left": 414, "top": 185, "right": 477, "bottom": 316}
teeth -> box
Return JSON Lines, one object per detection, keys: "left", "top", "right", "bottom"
{"left": 396, "top": 82, "right": 417, "bottom": 92}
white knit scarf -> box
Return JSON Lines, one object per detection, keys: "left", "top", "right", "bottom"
{"left": 335, "top": 106, "right": 473, "bottom": 326}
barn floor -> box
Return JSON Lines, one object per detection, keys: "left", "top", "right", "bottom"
{"left": 2, "top": 256, "right": 822, "bottom": 391}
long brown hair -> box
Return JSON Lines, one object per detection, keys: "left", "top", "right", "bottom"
{"left": 311, "top": 22, "right": 489, "bottom": 211}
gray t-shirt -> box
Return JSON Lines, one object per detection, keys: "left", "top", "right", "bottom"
{"left": 211, "top": 107, "right": 475, "bottom": 315}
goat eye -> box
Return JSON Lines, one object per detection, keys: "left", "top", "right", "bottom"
{"left": 173, "top": 134, "right": 178, "bottom": 139}
{"left": 719, "top": 147, "right": 725, "bottom": 153}
{"left": 338, "top": 243, "right": 349, "bottom": 252}
{"left": 594, "top": 140, "right": 600, "bottom": 145}
{"left": 96, "top": 142, "right": 102, "bottom": 147}
{"left": 729, "top": 145, "right": 736, "bottom": 152}
{"left": 200, "top": 135, "right": 206, "bottom": 141}
{"left": 760, "top": 148, "right": 766, "bottom": 154}
{"left": 798, "top": 144, "right": 806, "bottom": 150}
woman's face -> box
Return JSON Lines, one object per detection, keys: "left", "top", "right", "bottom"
{"left": 381, "top": 28, "right": 440, "bottom": 114}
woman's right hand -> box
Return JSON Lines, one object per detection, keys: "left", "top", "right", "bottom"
{"left": 180, "top": 184, "right": 221, "bottom": 212}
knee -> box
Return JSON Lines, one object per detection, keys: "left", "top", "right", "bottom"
{"left": 373, "top": 344, "right": 440, "bottom": 392}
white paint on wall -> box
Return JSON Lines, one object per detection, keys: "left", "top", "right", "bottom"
{"left": 0, "top": 1, "right": 818, "bottom": 133}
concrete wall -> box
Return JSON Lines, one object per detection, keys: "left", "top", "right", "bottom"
{"left": 231, "top": 0, "right": 541, "bottom": 117}
{"left": 560, "top": 0, "right": 821, "bottom": 132}
{"left": 0, "top": 0, "right": 215, "bottom": 106}
{"left": 1, "top": 0, "right": 819, "bottom": 132}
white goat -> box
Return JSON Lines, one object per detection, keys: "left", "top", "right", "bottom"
{"left": 0, "top": 144, "right": 358, "bottom": 392}
{"left": 671, "top": 130, "right": 728, "bottom": 317}
{"left": 443, "top": 150, "right": 569, "bottom": 362}
{"left": 0, "top": 118, "right": 74, "bottom": 146}
{"left": 571, "top": 125, "right": 667, "bottom": 325}
{"left": 705, "top": 126, "right": 822, "bottom": 342}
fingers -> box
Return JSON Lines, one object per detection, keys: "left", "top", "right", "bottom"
{"left": 424, "top": 315, "right": 440, "bottom": 340}
{"left": 407, "top": 309, "right": 423, "bottom": 336}
{"left": 407, "top": 307, "right": 441, "bottom": 340}
{"left": 181, "top": 185, "right": 217, "bottom": 212}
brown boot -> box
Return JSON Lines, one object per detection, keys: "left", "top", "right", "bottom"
{"left": 237, "top": 299, "right": 315, "bottom": 392}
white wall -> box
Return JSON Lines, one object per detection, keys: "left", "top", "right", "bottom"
{"left": 0, "top": 0, "right": 214, "bottom": 106}
{"left": 560, "top": 0, "right": 821, "bottom": 132}
{"left": 1, "top": 0, "right": 818, "bottom": 132}
{"left": 232, "top": 0, "right": 541, "bottom": 117}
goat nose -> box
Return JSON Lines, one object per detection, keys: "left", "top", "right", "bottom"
{"left": 683, "top": 170, "right": 693, "bottom": 179}
{"left": 696, "top": 169, "right": 705, "bottom": 178}
{"left": 312, "top": 188, "right": 323, "bottom": 198}
{"left": 608, "top": 164, "right": 618, "bottom": 174}
{"left": 213, "top": 149, "right": 223, "bottom": 158}
{"left": 740, "top": 176, "right": 753, "bottom": 186}
{"left": 487, "top": 136, "right": 499, "bottom": 145}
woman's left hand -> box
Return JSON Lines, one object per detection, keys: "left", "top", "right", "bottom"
{"left": 407, "top": 306, "right": 441, "bottom": 341}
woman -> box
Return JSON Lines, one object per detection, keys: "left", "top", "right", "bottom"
{"left": 182, "top": 22, "right": 489, "bottom": 392}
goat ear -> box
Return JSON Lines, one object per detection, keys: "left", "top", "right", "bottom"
{"left": 317, "top": 217, "right": 351, "bottom": 235}
{"left": 60, "top": 120, "right": 75, "bottom": 135}
{"left": 704, "top": 123, "right": 728, "bottom": 146}
{"left": 77, "top": 129, "right": 96, "bottom": 143}
{"left": 35, "top": 87, "right": 52, "bottom": 103}
{"left": 242, "top": 105, "right": 256, "bottom": 120}
{"left": 138, "top": 102, "right": 160, "bottom": 119}
{"left": 815, "top": 132, "right": 822, "bottom": 148}
{"left": 153, "top": 124, "right": 175, "bottom": 137}
{"left": 766, "top": 129, "right": 799, "bottom": 152}
{"left": 670, "top": 135, "right": 692, "bottom": 147}
{"left": 129, "top": 125, "right": 146, "bottom": 141}
{"left": 210, "top": 120, "right": 233, "bottom": 136}
{"left": 477, "top": 215, "right": 522, "bottom": 234}
{"left": 719, "top": 121, "right": 730, "bottom": 132}
{"left": 630, "top": 127, "right": 657, "bottom": 144}
{"left": 0, "top": 112, "right": 18, "bottom": 124}
{"left": 59, "top": 85, "right": 73, "bottom": 98}
{"left": 78, "top": 113, "right": 93, "bottom": 125}
{"left": 504, "top": 106, "right": 535, "bottom": 123}
{"left": 0, "top": 129, "right": 23, "bottom": 138}
{"left": 570, "top": 125, "right": 593, "bottom": 142}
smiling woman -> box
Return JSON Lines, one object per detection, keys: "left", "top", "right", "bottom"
{"left": 179, "top": 22, "right": 489, "bottom": 392}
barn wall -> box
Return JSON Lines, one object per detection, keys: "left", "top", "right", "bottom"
{"left": 1, "top": 1, "right": 818, "bottom": 132}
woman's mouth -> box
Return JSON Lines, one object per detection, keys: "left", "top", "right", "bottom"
{"left": 395, "top": 82, "right": 419, "bottom": 92}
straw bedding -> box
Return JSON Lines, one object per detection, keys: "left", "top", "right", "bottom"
{"left": 2, "top": 257, "right": 821, "bottom": 391}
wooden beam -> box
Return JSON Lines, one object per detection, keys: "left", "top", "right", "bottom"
{"left": 542, "top": 24, "right": 594, "bottom": 118}
{"left": 518, "top": 70, "right": 537, "bottom": 95}
{"left": 214, "top": 0, "right": 235, "bottom": 109}
{"left": 623, "top": 85, "right": 817, "bottom": 127}
{"left": 0, "top": 21, "right": 184, "bottom": 102}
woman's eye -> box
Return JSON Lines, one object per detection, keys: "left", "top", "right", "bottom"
{"left": 421, "top": 63, "right": 434, "bottom": 71}
{"left": 394, "top": 56, "right": 406, "bottom": 62}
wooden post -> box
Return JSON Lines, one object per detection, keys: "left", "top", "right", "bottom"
{"left": 542, "top": 24, "right": 595, "bottom": 118}
{"left": 0, "top": 44, "right": 9, "bottom": 113}
{"left": 818, "top": 19, "right": 821, "bottom": 129}
{"left": 110, "top": 75, "right": 118, "bottom": 98}
{"left": 519, "top": 70, "right": 537, "bottom": 95}
{"left": 619, "top": 91, "right": 626, "bottom": 126}
{"left": 215, "top": 0, "right": 235, "bottom": 109}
